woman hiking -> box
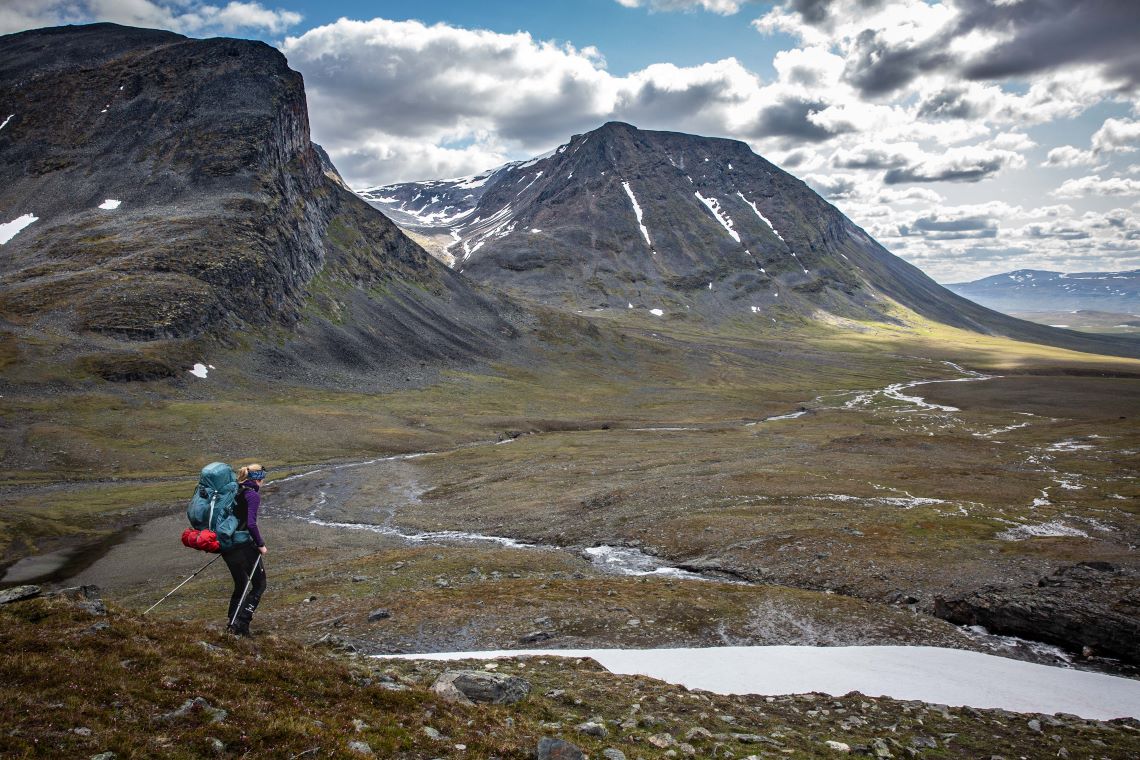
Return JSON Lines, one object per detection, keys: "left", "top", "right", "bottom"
{"left": 224, "top": 463, "right": 268, "bottom": 636}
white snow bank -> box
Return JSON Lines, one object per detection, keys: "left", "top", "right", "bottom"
{"left": 649, "top": 308, "right": 664, "bottom": 316}
{"left": 0, "top": 213, "right": 38, "bottom": 244}
{"left": 694, "top": 191, "right": 740, "bottom": 243}
{"left": 997, "top": 520, "right": 1089, "bottom": 541}
{"left": 98, "top": 199, "right": 121, "bottom": 210}
{"left": 188, "top": 363, "right": 209, "bottom": 379}
{"left": 621, "top": 181, "right": 654, "bottom": 252}
{"left": 0, "top": 114, "right": 13, "bottom": 131}
{"left": 380, "top": 645, "right": 1140, "bottom": 720}
{"left": 737, "top": 192, "right": 785, "bottom": 242}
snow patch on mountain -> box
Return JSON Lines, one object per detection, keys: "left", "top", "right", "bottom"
{"left": 738, "top": 192, "right": 785, "bottom": 242}
{"left": 0, "top": 213, "right": 38, "bottom": 244}
{"left": 694, "top": 191, "right": 739, "bottom": 243}
{"left": 622, "top": 181, "right": 655, "bottom": 252}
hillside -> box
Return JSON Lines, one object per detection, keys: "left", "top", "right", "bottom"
{"left": 361, "top": 122, "right": 1139, "bottom": 359}
{"left": 0, "top": 23, "right": 516, "bottom": 388}
{"left": 3, "top": 590, "right": 1138, "bottom": 758}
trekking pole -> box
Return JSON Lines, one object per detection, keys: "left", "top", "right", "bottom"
{"left": 229, "top": 555, "right": 263, "bottom": 628}
{"left": 143, "top": 554, "right": 223, "bottom": 616}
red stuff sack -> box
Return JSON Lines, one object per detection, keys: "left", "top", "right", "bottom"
{"left": 182, "top": 528, "right": 220, "bottom": 553}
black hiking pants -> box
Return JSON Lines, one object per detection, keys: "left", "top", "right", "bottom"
{"left": 222, "top": 543, "right": 266, "bottom": 632}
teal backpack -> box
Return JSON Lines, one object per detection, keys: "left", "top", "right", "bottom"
{"left": 184, "top": 462, "right": 250, "bottom": 552}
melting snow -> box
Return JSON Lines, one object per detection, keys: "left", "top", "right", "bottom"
{"left": 0, "top": 114, "right": 13, "bottom": 131}
{"left": 98, "top": 199, "right": 121, "bottom": 210}
{"left": 649, "top": 308, "right": 664, "bottom": 317}
{"left": 694, "top": 191, "right": 740, "bottom": 243}
{"left": 188, "top": 363, "right": 209, "bottom": 379}
{"left": 0, "top": 214, "right": 38, "bottom": 245}
{"left": 997, "top": 521, "right": 1089, "bottom": 541}
{"left": 381, "top": 646, "right": 1140, "bottom": 720}
{"left": 621, "top": 181, "right": 655, "bottom": 252}
{"left": 737, "top": 192, "right": 785, "bottom": 242}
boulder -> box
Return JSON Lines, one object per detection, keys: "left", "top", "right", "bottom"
{"left": 0, "top": 585, "right": 41, "bottom": 605}
{"left": 430, "top": 670, "right": 530, "bottom": 705}
{"left": 366, "top": 608, "right": 391, "bottom": 622}
{"left": 537, "top": 737, "right": 584, "bottom": 760}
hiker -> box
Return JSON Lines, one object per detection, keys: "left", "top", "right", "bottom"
{"left": 223, "top": 463, "right": 268, "bottom": 636}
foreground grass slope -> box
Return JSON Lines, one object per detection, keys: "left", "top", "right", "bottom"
{"left": 4, "top": 593, "right": 1139, "bottom": 759}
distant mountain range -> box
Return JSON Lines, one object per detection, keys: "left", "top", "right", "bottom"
{"left": 360, "top": 122, "right": 1137, "bottom": 358}
{"left": 946, "top": 270, "right": 1139, "bottom": 314}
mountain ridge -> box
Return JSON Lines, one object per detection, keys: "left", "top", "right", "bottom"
{"left": 0, "top": 23, "right": 516, "bottom": 386}
{"left": 946, "top": 268, "right": 1140, "bottom": 314}
{"left": 360, "top": 121, "right": 1140, "bottom": 359}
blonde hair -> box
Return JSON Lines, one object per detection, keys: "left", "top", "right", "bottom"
{"left": 236, "top": 463, "right": 264, "bottom": 482}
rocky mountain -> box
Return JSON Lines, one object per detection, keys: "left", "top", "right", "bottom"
{"left": 361, "top": 122, "right": 1138, "bottom": 358}
{"left": 0, "top": 23, "right": 515, "bottom": 386}
{"left": 946, "top": 269, "right": 1140, "bottom": 314}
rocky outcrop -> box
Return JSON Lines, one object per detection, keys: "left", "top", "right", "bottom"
{"left": 934, "top": 562, "right": 1140, "bottom": 664}
{"left": 430, "top": 669, "right": 531, "bottom": 705}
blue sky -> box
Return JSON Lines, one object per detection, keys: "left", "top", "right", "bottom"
{"left": 3, "top": 0, "right": 1138, "bottom": 281}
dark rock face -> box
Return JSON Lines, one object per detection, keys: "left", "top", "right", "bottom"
{"left": 0, "top": 23, "right": 513, "bottom": 382}
{"left": 366, "top": 121, "right": 1138, "bottom": 359}
{"left": 934, "top": 562, "right": 1140, "bottom": 665}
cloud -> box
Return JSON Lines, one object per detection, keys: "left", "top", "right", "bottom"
{"left": 1052, "top": 174, "right": 1140, "bottom": 198}
{"left": 898, "top": 211, "right": 999, "bottom": 240}
{"left": 755, "top": 0, "right": 1140, "bottom": 95}
{"left": 884, "top": 146, "right": 1026, "bottom": 184}
{"left": 0, "top": 0, "right": 301, "bottom": 36}
{"left": 831, "top": 143, "right": 916, "bottom": 170}
{"left": 1042, "top": 145, "right": 1098, "bottom": 168}
{"left": 1091, "top": 117, "right": 1140, "bottom": 153}
{"left": 805, "top": 173, "right": 859, "bottom": 199}
{"left": 614, "top": 0, "right": 747, "bottom": 13}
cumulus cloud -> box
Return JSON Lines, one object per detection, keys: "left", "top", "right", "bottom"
{"left": 614, "top": 0, "right": 748, "bottom": 13}
{"left": 884, "top": 146, "right": 1026, "bottom": 184}
{"left": 0, "top": 0, "right": 301, "bottom": 36}
{"left": 1042, "top": 145, "right": 1099, "bottom": 168}
{"left": 1052, "top": 174, "right": 1140, "bottom": 198}
{"left": 1091, "top": 118, "right": 1140, "bottom": 153}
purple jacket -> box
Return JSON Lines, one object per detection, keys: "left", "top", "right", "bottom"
{"left": 237, "top": 482, "right": 264, "bottom": 547}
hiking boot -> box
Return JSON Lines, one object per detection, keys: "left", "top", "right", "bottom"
{"left": 225, "top": 623, "right": 250, "bottom": 637}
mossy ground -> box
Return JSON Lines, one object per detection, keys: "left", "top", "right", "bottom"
{"left": 3, "top": 594, "right": 1138, "bottom": 759}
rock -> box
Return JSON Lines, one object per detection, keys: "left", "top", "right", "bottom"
{"left": 49, "top": 585, "right": 106, "bottom": 615}
{"left": 1027, "top": 719, "right": 1042, "bottom": 733}
{"left": 154, "top": 697, "right": 227, "bottom": 724}
{"left": 347, "top": 740, "right": 373, "bottom": 755}
{"left": 90, "top": 754, "right": 115, "bottom": 760}
{"left": 423, "top": 726, "right": 442, "bottom": 740}
{"left": 352, "top": 718, "right": 369, "bottom": 732}
{"left": 648, "top": 733, "right": 676, "bottom": 748}
{"left": 686, "top": 727, "right": 714, "bottom": 741}
{"left": 520, "top": 630, "right": 555, "bottom": 644}
{"left": 825, "top": 740, "right": 851, "bottom": 752}
{"left": 367, "top": 608, "right": 391, "bottom": 622}
{"left": 537, "top": 737, "right": 584, "bottom": 760}
{"left": 206, "top": 737, "right": 225, "bottom": 754}
{"left": 430, "top": 670, "right": 530, "bottom": 705}
{"left": 678, "top": 742, "right": 697, "bottom": 756}
{"left": 73, "top": 727, "right": 92, "bottom": 736}
{"left": 602, "top": 749, "right": 627, "bottom": 760}
{"left": 351, "top": 576, "right": 368, "bottom": 582}
{"left": 0, "top": 585, "right": 41, "bottom": 605}
{"left": 909, "top": 736, "right": 937, "bottom": 749}
{"left": 871, "top": 737, "right": 893, "bottom": 758}
{"left": 434, "top": 578, "right": 450, "bottom": 588}
{"left": 732, "top": 733, "right": 778, "bottom": 745}
{"left": 934, "top": 562, "right": 1140, "bottom": 664}
{"left": 534, "top": 616, "right": 553, "bottom": 626}
{"left": 577, "top": 721, "right": 607, "bottom": 738}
